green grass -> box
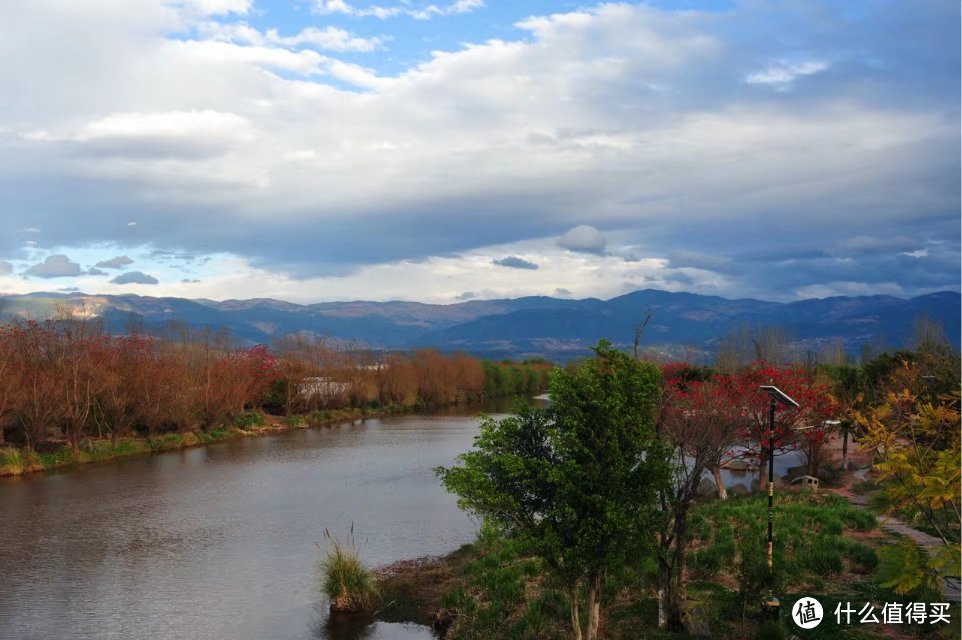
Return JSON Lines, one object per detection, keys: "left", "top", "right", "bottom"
{"left": 0, "top": 425, "right": 259, "bottom": 476}
{"left": 0, "top": 447, "right": 42, "bottom": 475}
{"left": 690, "top": 492, "right": 880, "bottom": 583}
{"left": 320, "top": 526, "right": 380, "bottom": 614}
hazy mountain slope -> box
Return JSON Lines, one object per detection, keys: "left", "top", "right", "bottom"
{"left": 1, "top": 289, "right": 957, "bottom": 360}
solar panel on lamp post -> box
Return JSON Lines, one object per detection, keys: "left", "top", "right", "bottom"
{"left": 758, "top": 385, "right": 799, "bottom": 621}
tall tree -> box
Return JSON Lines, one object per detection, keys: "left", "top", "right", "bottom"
{"left": 727, "top": 364, "right": 835, "bottom": 490}
{"left": 438, "top": 340, "right": 670, "bottom": 640}
{"left": 657, "top": 369, "right": 741, "bottom": 629}
{"left": 856, "top": 360, "right": 960, "bottom": 593}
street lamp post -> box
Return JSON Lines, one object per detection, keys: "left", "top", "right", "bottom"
{"left": 759, "top": 385, "right": 799, "bottom": 621}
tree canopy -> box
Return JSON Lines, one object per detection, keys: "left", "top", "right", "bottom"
{"left": 437, "top": 340, "right": 670, "bottom": 640}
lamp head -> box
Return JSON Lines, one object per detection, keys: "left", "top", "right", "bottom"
{"left": 759, "top": 385, "right": 799, "bottom": 408}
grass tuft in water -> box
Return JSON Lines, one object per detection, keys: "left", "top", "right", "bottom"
{"left": 319, "top": 525, "right": 380, "bottom": 614}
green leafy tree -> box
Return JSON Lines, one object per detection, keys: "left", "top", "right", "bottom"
{"left": 437, "top": 340, "right": 670, "bottom": 640}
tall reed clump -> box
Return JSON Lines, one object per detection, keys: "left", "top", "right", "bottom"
{"left": 319, "top": 525, "right": 379, "bottom": 614}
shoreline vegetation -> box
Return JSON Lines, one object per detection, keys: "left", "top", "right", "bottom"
{"left": 376, "top": 335, "right": 960, "bottom": 640}
{"left": 0, "top": 314, "right": 552, "bottom": 477}
{"left": 375, "top": 492, "right": 954, "bottom": 640}
{"left": 1, "top": 406, "right": 389, "bottom": 477}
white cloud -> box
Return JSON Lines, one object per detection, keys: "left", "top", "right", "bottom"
{"left": 175, "top": 0, "right": 252, "bottom": 16}
{"left": 170, "top": 39, "right": 327, "bottom": 75}
{"left": 76, "top": 110, "right": 255, "bottom": 158}
{"left": 89, "top": 242, "right": 690, "bottom": 304}
{"left": 900, "top": 249, "right": 929, "bottom": 258}
{"left": 559, "top": 225, "right": 606, "bottom": 254}
{"left": 745, "top": 60, "right": 829, "bottom": 90}
{"left": 312, "top": 0, "right": 485, "bottom": 19}
{"left": 449, "top": 0, "right": 484, "bottom": 14}
{"left": 198, "top": 21, "right": 385, "bottom": 53}
{"left": 794, "top": 281, "right": 907, "bottom": 299}
{"left": 25, "top": 255, "right": 82, "bottom": 278}
{"left": 268, "top": 27, "right": 384, "bottom": 53}
{"left": 0, "top": 1, "right": 955, "bottom": 302}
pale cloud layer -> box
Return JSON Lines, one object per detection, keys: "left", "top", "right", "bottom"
{"left": 0, "top": 1, "right": 958, "bottom": 303}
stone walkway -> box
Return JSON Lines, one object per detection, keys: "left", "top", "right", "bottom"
{"left": 840, "top": 467, "right": 960, "bottom": 602}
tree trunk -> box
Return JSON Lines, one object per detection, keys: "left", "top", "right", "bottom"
{"left": 568, "top": 586, "right": 583, "bottom": 640}
{"left": 586, "top": 572, "right": 603, "bottom": 640}
{"left": 841, "top": 430, "right": 849, "bottom": 471}
{"left": 758, "top": 449, "right": 767, "bottom": 493}
{"left": 665, "top": 513, "right": 688, "bottom": 630}
{"left": 713, "top": 467, "right": 728, "bottom": 500}
{"left": 657, "top": 557, "right": 671, "bottom": 629}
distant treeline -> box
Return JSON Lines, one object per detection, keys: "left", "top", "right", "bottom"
{"left": 0, "top": 317, "right": 551, "bottom": 451}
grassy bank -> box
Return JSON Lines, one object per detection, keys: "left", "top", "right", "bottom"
{"left": 378, "top": 494, "right": 960, "bottom": 640}
{"left": 0, "top": 406, "right": 389, "bottom": 477}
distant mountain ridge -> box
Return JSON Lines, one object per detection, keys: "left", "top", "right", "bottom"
{"left": 1, "top": 289, "right": 958, "bottom": 361}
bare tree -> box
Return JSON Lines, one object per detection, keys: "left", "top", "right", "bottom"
{"left": 633, "top": 308, "right": 653, "bottom": 359}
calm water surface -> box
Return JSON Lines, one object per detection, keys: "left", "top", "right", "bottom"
{"left": 0, "top": 412, "right": 497, "bottom": 640}
{"left": 0, "top": 401, "right": 802, "bottom": 640}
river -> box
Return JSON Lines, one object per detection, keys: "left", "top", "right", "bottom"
{"left": 0, "top": 408, "right": 507, "bottom": 640}
{"left": 0, "top": 400, "right": 804, "bottom": 640}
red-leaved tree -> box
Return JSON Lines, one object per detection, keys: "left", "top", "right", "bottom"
{"left": 725, "top": 364, "right": 836, "bottom": 490}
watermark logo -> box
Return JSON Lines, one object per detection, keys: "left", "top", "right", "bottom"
{"left": 792, "top": 597, "right": 824, "bottom": 629}
{"left": 835, "top": 601, "right": 952, "bottom": 625}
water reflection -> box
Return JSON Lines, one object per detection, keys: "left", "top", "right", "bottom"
{"left": 0, "top": 396, "right": 790, "bottom": 640}
{"left": 0, "top": 412, "right": 499, "bottom": 640}
{"left": 319, "top": 613, "right": 433, "bottom": 640}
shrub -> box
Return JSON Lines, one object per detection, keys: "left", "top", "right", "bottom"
{"left": 235, "top": 412, "right": 265, "bottom": 429}
{"left": 285, "top": 415, "right": 305, "bottom": 428}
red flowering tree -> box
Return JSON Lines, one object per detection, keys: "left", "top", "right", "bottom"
{"left": 725, "top": 363, "right": 836, "bottom": 490}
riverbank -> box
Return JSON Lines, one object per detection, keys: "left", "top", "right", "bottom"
{"left": 0, "top": 406, "right": 398, "bottom": 477}
{"left": 377, "top": 493, "right": 954, "bottom": 640}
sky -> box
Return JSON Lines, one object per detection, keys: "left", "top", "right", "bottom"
{"left": 0, "top": 0, "right": 958, "bottom": 304}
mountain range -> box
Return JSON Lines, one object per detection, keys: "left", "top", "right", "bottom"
{"left": 1, "top": 289, "right": 958, "bottom": 362}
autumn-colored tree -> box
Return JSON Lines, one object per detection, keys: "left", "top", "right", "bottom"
{"left": 856, "top": 359, "right": 961, "bottom": 594}
{"left": 0, "top": 323, "right": 16, "bottom": 445}
{"left": 91, "top": 337, "right": 145, "bottom": 442}
{"left": 8, "top": 321, "right": 65, "bottom": 449}
{"left": 656, "top": 366, "right": 741, "bottom": 629}
{"left": 726, "top": 364, "right": 836, "bottom": 490}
